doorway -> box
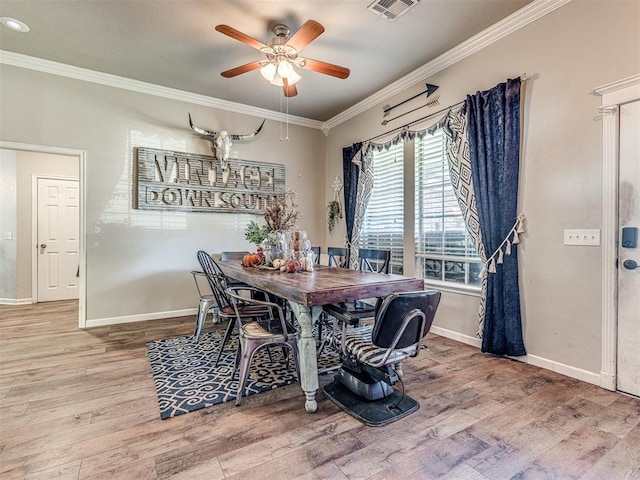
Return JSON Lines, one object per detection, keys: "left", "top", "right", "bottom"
{"left": 596, "top": 74, "right": 640, "bottom": 397}
{"left": 35, "top": 177, "right": 80, "bottom": 302}
{"left": 0, "top": 141, "right": 86, "bottom": 328}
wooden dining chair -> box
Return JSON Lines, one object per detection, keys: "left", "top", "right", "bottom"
{"left": 327, "top": 247, "right": 349, "bottom": 268}
{"left": 319, "top": 249, "right": 392, "bottom": 355}
{"left": 220, "top": 251, "right": 250, "bottom": 261}
{"left": 219, "top": 251, "right": 251, "bottom": 287}
{"left": 311, "top": 246, "right": 321, "bottom": 265}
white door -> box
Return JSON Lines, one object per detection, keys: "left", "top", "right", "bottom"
{"left": 37, "top": 178, "right": 79, "bottom": 302}
{"left": 617, "top": 100, "right": 640, "bottom": 397}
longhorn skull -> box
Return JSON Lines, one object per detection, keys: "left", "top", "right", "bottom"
{"left": 188, "top": 114, "right": 266, "bottom": 170}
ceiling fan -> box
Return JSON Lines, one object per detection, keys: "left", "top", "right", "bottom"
{"left": 215, "top": 20, "right": 350, "bottom": 98}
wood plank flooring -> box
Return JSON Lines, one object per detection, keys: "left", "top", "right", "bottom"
{"left": 1, "top": 300, "right": 639, "bottom": 479}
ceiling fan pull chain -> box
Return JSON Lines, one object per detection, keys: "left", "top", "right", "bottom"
{"left": 279, "top": 90, "right": 284, "bottom": 142}
{"left": 285, "top": 95, "right": 290, "bottom": 142}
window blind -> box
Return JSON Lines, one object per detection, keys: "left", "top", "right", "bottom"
{"left": 415, "top": 129, "right": 480, "bottom": 286}
{"left": 360, "top": 143, "right": 404, "bottom": 274}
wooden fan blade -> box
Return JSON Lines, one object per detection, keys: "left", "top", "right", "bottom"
{"left": 220, "top": 61, "right": 263, "bottom": 78}
{"left": 215, "top": 25, "right": 268, "bottom": 51}
{"left": 283, "top": 79, "right": 298, "bottom": 97}
{"left": 301, "top": 58, "right": 350, "bottom": 79}
{"left": 286, "top": 20, "right": 325, "bottom": 51}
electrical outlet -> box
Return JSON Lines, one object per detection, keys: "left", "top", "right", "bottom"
{"left": 564, "top": 229, "right": 600, "bottom": 246}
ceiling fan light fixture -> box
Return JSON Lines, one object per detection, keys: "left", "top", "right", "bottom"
{"left": 270, "top": 73, "right": 285, "bottom": 87}
{"left": 276, "top": 59, "right": 294, "bottom": 78}
{"left": 260, "top": 62, "right": 277, "bottom": 82}
{"left": 287, "top": 70, "right": 301, "bottom": 86}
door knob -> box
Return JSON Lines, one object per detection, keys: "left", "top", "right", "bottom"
{"left": 40, "top": 243, "right": 46, "bottom": 249}
{"left": 623, "top": 259, "right": 638, "bottom": 270}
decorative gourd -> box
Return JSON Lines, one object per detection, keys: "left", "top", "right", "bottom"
{"left": 300, "top": 256, "right": 313, "bottom": 272}
{"left": 242, "top": 253, "right": 263, "bottom": 267}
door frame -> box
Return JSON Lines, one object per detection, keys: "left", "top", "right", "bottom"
{"left": 594, "top": 73, "right": 640, "bottom": 391}
{"left": 0, "top": 141, "right": 87, "bottom": 329}
{"left": 32, "top": 175, "right": 80, "bottom": 304}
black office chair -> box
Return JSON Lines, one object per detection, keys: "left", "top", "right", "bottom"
{"left": 323, "top": 290, "right": 441, "bottom": 426}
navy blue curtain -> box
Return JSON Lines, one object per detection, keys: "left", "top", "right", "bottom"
{"left": 466, "top": 78, "right": 526, "bottom": 356}
{"left": 342, "top": 143, "right": 362, "bottom": 250}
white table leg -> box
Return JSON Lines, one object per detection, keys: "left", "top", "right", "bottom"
{"left": 289, "top": 302, "right": 322, "bottom": 413}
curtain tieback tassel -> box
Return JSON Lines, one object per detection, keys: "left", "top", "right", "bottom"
{"left": 483, "top": 213, "right": 526, "bottom": 274}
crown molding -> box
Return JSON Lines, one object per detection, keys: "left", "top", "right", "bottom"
{"left": 322, "top": 0, "right": 572, "bottom": 131}
{"left": 593, "top": 73, "right": 640, "bottom": 107}
{"left": 0, "top": 0, "right": 570, "bottom": 133}
{"left": 0, "top": 50, "right": 324, "bottom": 130}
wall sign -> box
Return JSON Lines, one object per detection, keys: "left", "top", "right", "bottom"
{"left": 134, "top": 147, "right": 285, "bottom": 213}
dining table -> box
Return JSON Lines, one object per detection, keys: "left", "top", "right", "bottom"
{"left": 217, "top": 260, "right": 424, "bottom": 413}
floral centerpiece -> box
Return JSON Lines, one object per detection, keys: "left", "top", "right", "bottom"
{"left": 244, "top": 190, "right": 301, "bottom": 264}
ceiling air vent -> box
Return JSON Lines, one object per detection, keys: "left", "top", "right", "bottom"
{"left": 367, "top": 0, "right": 420, "bottom": 22}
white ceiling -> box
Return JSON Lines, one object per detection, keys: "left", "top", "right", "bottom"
{"left": 0, "top": 0, "right": 535, "bottom": 122}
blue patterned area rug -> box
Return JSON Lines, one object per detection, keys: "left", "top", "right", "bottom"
{"left": 146, "top": 331, "right": 340, "bottom": 419}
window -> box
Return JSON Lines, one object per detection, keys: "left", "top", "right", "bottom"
{"left": 359, "top": 143, "right": 404, "bottom": 274}
{"left": 414, "top": 129, "right": 481, "bottom": 287}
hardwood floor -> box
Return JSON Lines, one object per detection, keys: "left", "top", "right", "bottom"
{"left": 1, "top": 300, "right": 639, "bottom": 479}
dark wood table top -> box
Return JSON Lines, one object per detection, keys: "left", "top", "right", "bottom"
{"left": 217, "top": 261, "right": 425, "bottom": 307}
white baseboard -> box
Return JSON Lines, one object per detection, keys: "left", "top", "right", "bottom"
{"left": 430, "top": 325, "right": 483, "bottom": 348}
{"left": 0, "top": 297, "right": 33, "bottom": 305}
{"left": 520, "top": 354, "right": 601, "bottom": 386}
{"left": 430, "top": 325, "right": 601, "bottom": 387}
{"left": 599, "top": 371, "right": 616, "bottom": 391}
{"left": 85, "top": 307, "right": 197, "bottom": 328}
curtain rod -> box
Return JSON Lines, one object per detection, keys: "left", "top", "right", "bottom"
{"left": 365, "top": 73, "right": 529, "bottom": 144}
{"left": 366, "top": 100, "right": 464, "bottom": 143}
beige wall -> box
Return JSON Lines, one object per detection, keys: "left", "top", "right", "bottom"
{"left": 0, "top": 149, "right": 17, "bottom": 300}
{"left": 0, "top": 67, "right": 326, "bottom": 320}
{"left": 326, "top": 0, "right": 640, "bottom": 375}
{"left": 1, "top": 0, "right": 638, "bottom": 379}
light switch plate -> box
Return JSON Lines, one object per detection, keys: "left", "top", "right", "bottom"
{"left": 564, "top": 229, "right": 600, "bottom": 246}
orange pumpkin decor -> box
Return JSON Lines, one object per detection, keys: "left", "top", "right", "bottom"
{"left": 242, "top": 252, "right": 264, "bottom": 267}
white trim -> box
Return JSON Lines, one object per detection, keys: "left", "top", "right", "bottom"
{"left": 593, "top": 74, "right": 640, "bottom": 392}
{"left": 0, "top": 50, "right": 323, "bottom": 131}
{"left": 85, "top": 308, "right": 197, "bottom": 328}
{"left": 0, "top": 297, "right": 33, "bottom": 305}
{"left": 594, "top": 74, "right": 640, "bottom": 105}
{"left": 430, "top": 325, "right": 482, "bottom": 348}
{"left": 599, "top": 107, "right": 619, "bottom": 391}
{"left": 0, "top": 141, "right": 87, "bottom": 329}
{"left": 423, "top": 280, "right": 481, "bottom": 298}
{"left": 518, "top": 354, "right": 601, "bottom": 386}
{"left": 323, "top": 0, "right": 572, "bottom": 129}
{"left": 431, "top": 325, "right": 600, "bottom": 386}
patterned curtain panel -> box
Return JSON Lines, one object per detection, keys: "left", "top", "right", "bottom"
{"left": 443, "top": 107, "right": 488, "bottom": 337}
{"left": 466, "top": 77, "right": 526, "bottom": 356}
{"left": 349, "top": 143, "right": 375, "bottom": 269}
{"left": 342, "top": 142, "right": 362, "bottom": 264}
